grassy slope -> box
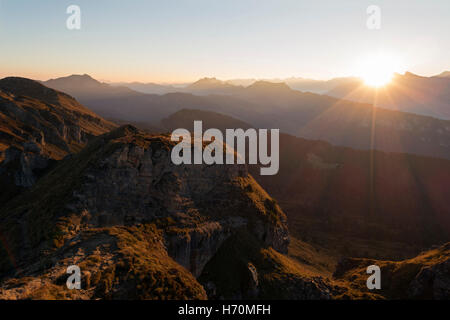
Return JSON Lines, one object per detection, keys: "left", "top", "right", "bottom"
{"left": 333, "top": 242, "right": 450, "bottom": 299}
{"left": 0, "top": 225, "right": 206, "bottom": 300}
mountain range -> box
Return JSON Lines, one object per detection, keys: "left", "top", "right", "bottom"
{"left": 326, "top": 72, "right": 450, "bottom": 120}
{"left": 0, "top": 76, "right": 449, "bottom": 300}
{"left": 43, "top": 74, "right": 450, "bottom": 160}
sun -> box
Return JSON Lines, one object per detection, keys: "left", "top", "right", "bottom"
{"left": 362, "top": 68, "right": 393, "bottom": 87}
{"left": 357, "top": 53, "right": 401, "bottom": 88}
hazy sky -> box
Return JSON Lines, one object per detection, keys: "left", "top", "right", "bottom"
{"left": 0, "top": 0, "right": 448, "bottom": 83}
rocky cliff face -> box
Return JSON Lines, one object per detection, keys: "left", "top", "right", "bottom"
{"left": 61, "top": 126, "right": 289, "bottom": 274}
{"left": 407, "top": 247, "right": 450, "bottom": 300}
{"left": 0, "top": 125, "right": 292, "bottom": 299}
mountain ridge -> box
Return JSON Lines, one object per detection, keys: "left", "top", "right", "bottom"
{"left": 326, "top": 72, "right": 450, "bottom": 119}
{"left": 42, "top": 74, "right": 450, "bottom": 160}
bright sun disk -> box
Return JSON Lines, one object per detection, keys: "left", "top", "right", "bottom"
{"left": 358, "top": 53, "right": 401, "bottom": 88}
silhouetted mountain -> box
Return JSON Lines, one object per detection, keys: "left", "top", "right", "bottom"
{"left": 45, "top": 75, "right": 257, "bottom": 126}
{"left": 42, "top": 75, "right": 450, "bottom": 160}
{"left": 297, "top": 77, "right": 359, "bottom": 93}
{"left": 185, "top": 77, "right": 242, "bottom": 95}
{"left": 111, "top": 77, "right": 241, "bottom": 96}
{"left": 242, "top": 80, "right": 292, "bottom": 95}
{"left": 227, "top": 77, "right": 360, "bottom": 94}
{"left": 44, "top": 74, "right": 140, "bottom": 99}
{"left": 111, "top": 81, "right": 179, "bottom": 95}
{"left": 115, "top": 75, "right": 356, "bottom": 96}
{"left": 326, "top": 72, "right": 450, "bottom": 119}
{"left": 234, "top": 82, "right": 450, "bottom": 160}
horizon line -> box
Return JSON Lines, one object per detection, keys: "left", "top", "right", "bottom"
{"left": 2, "top": 69, "right": 449, "bottom": 86}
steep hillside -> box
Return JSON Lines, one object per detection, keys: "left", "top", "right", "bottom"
{"left": 0, "top": 77, "right": 115, "bottom": 156}
{"left": 0, "top": 77, "right": 116, "bottom": 201}
{"left": 333, "top": 242, "right": 450, "bottom": 299}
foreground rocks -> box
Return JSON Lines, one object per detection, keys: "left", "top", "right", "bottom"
{"left": 333, "top": 242, "right": 450, "bottom": 300}
{"left": 0, "top": 126, "right": 300, "bottom": 299}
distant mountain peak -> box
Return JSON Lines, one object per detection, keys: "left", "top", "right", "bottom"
{"left": 69, "top": 73, "right": 95, "bottom": 79}
{"left": 403, "top": 71, "right": 420, "bottom": 77}
{"left": 73, "top": 73, "right": 93, "bottom": 78}
{"left": 196, "top": 77, "right": 220, "bottom": 83}
{"left": 77, "top": 73, "right": 97, "bottom": 81}
{"left": 185, "top": 77, "right": 239, "bottom": 95}
{"left": 246, "top": 80, "right": 291, "bottom": 92}
{"left": 46, "top": 73, "right": 101, "bottom": 85}
{"left": 43, "top": 74, "right": 138, "bottom": 98}
{"left": 188, "top": 77, "right": 232, "bottom": 89}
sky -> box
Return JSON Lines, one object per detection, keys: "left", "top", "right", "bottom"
{"left": 0, "top": 0, "right": 449, "bottom": 83}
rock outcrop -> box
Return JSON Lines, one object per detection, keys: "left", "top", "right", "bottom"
{"left": 408, "top": 247, "right": 450, "bottom": 299}
{"left": 0, "top": 125, "right": 291, "bottom": 299}
{"left": 333, "top": 242, "right": 450, "bottom": 300}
